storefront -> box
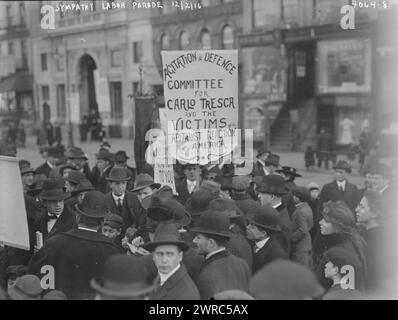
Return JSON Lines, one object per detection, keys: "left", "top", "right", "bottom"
{"left": 316, "top": 38, "right": 372, "bottom": 146}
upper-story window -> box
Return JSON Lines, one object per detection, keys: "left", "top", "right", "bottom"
{"left": 19, "top": 3, "right": 26, "bottom": 25}
{"left": 200, "top": 29, "right": 211, "bottom": 50}
{"left": 6, "top": 4, "right": 13, "bottom": 26}
{"left": 253, "top": 0, "right": 281, "bottom": 29}
{"left": 222, "top": 25, "right": 234, "bottom": 49}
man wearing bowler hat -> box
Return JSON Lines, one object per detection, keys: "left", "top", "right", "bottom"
{"left": 246, "top": 205, "right": 289, "bottom": 274}
{"left": 256, "top": 174, "right": 293, "bottom": 255}
{"left": 318, "top": 160, "right": 360, "bottom": 214}
{"left": 114, "top": 150, "right": 136, "bottom": 190}
{"left": 33, "top": 178, "right": 76, "bottom": 244}
{"left": 105, "top": 167, "right": 143, "bottom": 232}
{"left": 91, "top": 254, "right": 158, "bottom": 300}
{"left": 176, "top": 163, "right": 202, "bottom": 205}
{"left": 131, "top": 173, "right": 161, "bottom": 205}
{"left": 35, "top": 146, "right": 63, "bottom": 177}
{"left": 29, "top": 191, "right": 119, "bottom": 299}
{"left": 89, "top": 148, "right": 114, "bottom": 193}
{"left": 144, "top": 223, "right": 200, "bottom": 300}
{"left": 189, "top": 210, "right": 251, "bottom": 300}
{"left": 65, "top": 146, "right": 91, "bottom": 179}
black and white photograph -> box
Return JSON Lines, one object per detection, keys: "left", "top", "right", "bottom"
{"left": 0, "top": 0, "right": 398, "bottom": 303}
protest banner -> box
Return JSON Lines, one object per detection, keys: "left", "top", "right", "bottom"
{"left": 154, "top": 161, "right": 178, "bottom": 195}
{"left": 161, "top": 50, "right": 239, "bottom": 165}
{"left": 0, "top": 156, "right": 30, "bottom": 250}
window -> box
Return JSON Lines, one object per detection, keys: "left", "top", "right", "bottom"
{"left": 110, "top": 82, "right": 123, "bottom": 119}
{"left": 6, "top": 4, "right": 12, "bottom": 26}
{"left": 133, "top": 41, "right": 143, "bottom": 64}
{"left": 222, "top": 25, "right": 234, "bottom": 49}
{"left": 111, "top": 50, "right": 121, "bottom": 67}
{"left": 160, "top": 34, "right": 170, "bottom": 51}
{"left": 56, "top": 84, "right": 66, "bottom": 119}
{"left": 8, "top": 42, "right": 15, "bottom": 55}
{"left": 21, "top": 40, "right": 28, "bottom": 68}
{"left": 56, "top": 57, "right": 65, "bottom": 72}
{"left": 41, "top": 86, "right": 50, "bottom": 101}
{"left": 200, "top": 29, "right": 211, "bottom": 50}
{"left": 19, "top": 3, "right": 26, "bottom": 25}
{"left": 179, "top": 31, "right": 190, "bottom": 50}
{"left": 41, "top": 53, "right": 48, "bottom": 71}
{"left": 253, "top": 0, "right": 281, "bottom": 29}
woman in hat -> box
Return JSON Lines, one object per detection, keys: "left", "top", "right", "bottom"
{"left": 314, "top": 201, "right": 367, "bottom": 292}
{"left": 276, "top": 166, "right": 302, "bottom": 191}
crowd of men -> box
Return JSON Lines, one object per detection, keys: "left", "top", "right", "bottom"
{"left": 0, "top": 143, "right": 397, "bottom": 300}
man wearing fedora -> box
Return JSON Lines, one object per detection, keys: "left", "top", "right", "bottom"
{"left": 131, "top": 173, "right": 161, "bottom": 205}
{"left": 89, "top": 148, "right": 114, "bottom": 193}
{"left": 190, "top": 210, "right": 251, "bottom": 300}
{"left": 114, "top": 150, "right": 136, "bottom": 190}
{"left": 252, "top": 147, "right": 271, "bottom": 178}
{"left": 256, "top": 174, "right": 293, "bottom": 255}
{"left": 29, "top": 191, "right": 119, "bottom": 299}
{"left": 176, "top": 163, "right": 202, "bottom": 205}
{"left": 33, "top": 178, "right": 77, "bottom": 245}
{"left": 91, "top": 254, "right": 158, "bottom": 300}
{"left": 35, "top": 146, "right": 63, "bottom": 177}
{"left": 143, "top": 223, "right": 200, "bottom": 300}
{"left": 65, "top": 146, "right": 91, "bottom": 179}
{"left": 246, "top": 205, "right": 289, "bottom": 274}
{"left": 209, "top": 198, "right": 253, "bottom": 271}
{"left": 105, "top": 167, "right": 143, "bottom": 232}
{"left": 65, "top": 178, "right": 96, "bottom": 211}
{"left": 318, "top": 160, "right": 360, "bottom": 215}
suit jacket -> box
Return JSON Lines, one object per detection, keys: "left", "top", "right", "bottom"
{"left": 105, "top": 191, "right": 143, "bottom": 229}
{"left": 274, "top": 204, "right": 292, "bottom": 255}
{"left": 227, "top": 232, "right": 253, "bottom": 272}
{"left": 252, "top": 160, "right": 268, "bottom": 178}
{"left": 33, "top": 206, "right": 77, "bottom": 243}
{"left": 252, "top": 235, "right": 289, "bottom": 275}
{"left": 195, "top": 249, "right": 250, "bottom": 300}
{"left": 28, "top": 228, "right": 119, "bottom": 300}
{"left": 290, "top": 202, "right": 313, "bottom": 253}
{"left": 150, "top": 265, "right": 200, "bottom": 300}
{"left": 35, "top": 162, "right": 52, "bottom": 177}
{"left": 319, "top": 180, "right": 360, "bottom": 215}
{"left": 176, "top": 178, "right": 197, "bottom": 205}
{"left": 89, "top": 165, "right": 113, "bottom": 194}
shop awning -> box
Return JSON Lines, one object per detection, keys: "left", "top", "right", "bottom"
{"left": 0, "top": 72, "right": 33, "bottom": 93}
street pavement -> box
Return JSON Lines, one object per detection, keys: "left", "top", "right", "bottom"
{"left": 17, "top": 134, "right": 367, "bottom": 189}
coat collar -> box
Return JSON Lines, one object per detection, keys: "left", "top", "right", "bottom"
{"left": 201, "top": 249, "right": 229, "bottom": 270}
{"left": 157, "top": 264, "right": 188, "bottom": 293}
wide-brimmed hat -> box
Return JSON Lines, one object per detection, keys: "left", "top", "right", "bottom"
{"left": 188, "top": 210, "right": 232, "bottom": 238}
{"left": 65, "top": 147, "right": 88, "bottom": 160}
{"left": 65, "top": 170, "right": 86, "bottom": 185}
{"left": 74, "top": 190, "right": 108, "bottom": 218}
{"left": 106, "top": 167, "right": 131, "bottom": 182}
{"left": 184, "top": 189, "right": 218, "bottom": 216}
{"left": 276, "top": 166, "right": 302, "bottom": 178}
{"left": 209, "top": 198, "right": 244, "bottom": 219}
{"left": 96, "top": 149, "right": 113, "bottom": 161}
{"left": 91, "top": 254, "right": 158, "bottom": 299}
{"left": 291, "top": 186, "right": 311, "bottom": 203}
{"left": 232, "top": 175, "right": 251, "bottom": 191}
{"left": 365, "top": 162, "right": 393, "bottom": 177}
{"left": 200, "top": 180, "right": 221, "bottom": 196}
{"left": 250, "top": 260, "right": 324, "bottom": 300}
{"left": 256, "top": 146, "right": 270, "bottom": 158}
{"left": 8, "top": 275, "right": 43, "bottom": 300}
{"left": 131, "top": 173, "right": 161, "bottom": 192}
{"left": 40, "top": 178, "right": 70, "bottom": 201}
{"left": 114, "top": 150, "right": 130, "bottom": 163}
{"left": 333, "top": 160, "right": 352, "bottom": 173}
{"left": 20, "top": 165, "right": 35, "bottom": 176}
{"left": 248, "top": 205, "right": 281, "bottom": 231}
{"left": 144, "top": 223, "right": 190, "bottom": 252}
{"left": 103, "top": 213, "right": 124, "bottom": 229}
{"left": 264, "top": 154, "right": 280, "bottom": 167}
{"left": 71, "top": 179, "right": 96, "bottom": 196}
{"left": 140, "top": 185, "right": 173, "bottom": 210}
{"left": 256, "top": 174, "right": 288, "bottom": 196}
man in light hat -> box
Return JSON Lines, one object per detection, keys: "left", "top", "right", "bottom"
{"left": 91, "top": 254, "right": 157, "bottom": 300}
{"left": 250, "top": 260, "right": 324, "bottom": 300}
{"left": 246, "top": 205, "right": 288, "bottom": 274}
{"left": 105, "top": 167, "right": 142, "bottom": 232}
{"left": 231, "top": 175, "right": 260, "bottom": 216}
{"left": 189, "top": 210, "right": 251, "bottom": 300}
{"left": 33, "top": 178, "right": 76, "bottom": 244}
{"left": 366, "top": 162, "right": 394, "bottom": 194}
{"left": 318, "top": 160, "right": 360, "bottom": 214}
{"left": 143, "top": 223, "right": 200, "bottom": 300}
{"left": 29, "top": 191, "right": 119, "bottom": 299}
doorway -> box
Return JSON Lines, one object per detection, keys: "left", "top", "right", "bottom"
{"left": 78, "top": 54, "right": 98, "bottom": 120}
